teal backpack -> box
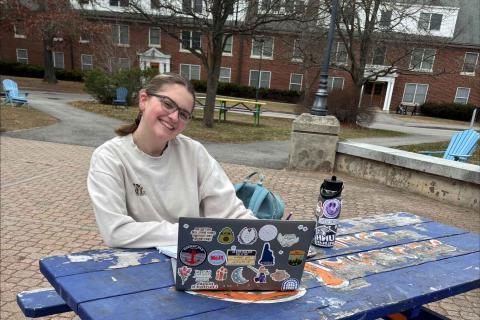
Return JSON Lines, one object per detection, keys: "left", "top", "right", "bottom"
{"left": 234, "top": 172, "right": 285, "bottom": 220}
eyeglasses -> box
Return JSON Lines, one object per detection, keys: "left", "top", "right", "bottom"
{"left": 147, "top": 93, "right": 193, "bottom": 122}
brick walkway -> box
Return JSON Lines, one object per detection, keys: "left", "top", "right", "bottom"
{"left": 1, "top": 136, "right": 478, "bottom": 319}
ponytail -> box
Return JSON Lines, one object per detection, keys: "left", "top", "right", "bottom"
{"left": 115, "top": 111, "right": 142, "bottom": 136}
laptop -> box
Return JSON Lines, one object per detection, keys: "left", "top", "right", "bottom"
{"left": 174, "top": 217, "right": 315, "bottom": 291}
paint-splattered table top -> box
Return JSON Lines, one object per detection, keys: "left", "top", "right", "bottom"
{"left": 39, "top": 212, "right": 479, "bottom": 320}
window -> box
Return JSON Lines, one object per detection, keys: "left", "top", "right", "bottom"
{"left": 372, "top": 46, "right": 386, "bottom": 65}
{"left": 379, "top": 10, "right": 392, "bottom": 28}
{"left": 53, "top": 52, "right": 65, "bottom": 69}
{"left": 219, "top": 67, "right": 231, "bottom": 82}
{"left": 80, "top": 32, "right": 91, "bottom": 43}
{"left": 223, "top": 35, "right": 233, "bottom": 55}
{"left": 328, "top": 77, "right": 344, "bottom": 91}
{"left": 181, "top": 31, "right": 201, "bottom": 50}
{"left": 119, "top": 58, "right": 130, "bottom": 70}
{"left": 292, "top": 39, "right": 302, "bottom": 61}
{"left": 182, "top": 0, "right": 202, "bottom": 13}
{"left": 289, "top": 73, "right": 302, "bottom": 91}
{"left": 16, "top": 49, "right": 28, "bottom": 64}
{"left": 112, "top": 24, "right": 129, "bottom": 45}
{"left": 418, "top": 12, "right": 442, "bottom": 31}
{"left": 149, "top": 28, "right": 161, "bottom": 47}
{"left": 110, "top": 0, "right": 129, "bottom": 6}
{"left": 462, "top": 52, "right": 479, "bottom": 75}
{"left": 249, "top": 70, "right": 271, "bottom": 88}
{"left": 402, "top": 83, "right": 428, "bottom": 104}
{"left": 180, "top": 64, "right": 201, "bottom": 80}
{"left": 334, "top": 42, "right": 348, "bottom": 64}
{"left": 81, "top": 54, "right": 93, "bottom": 71}
{"left": 410, "top": 48, "right": 435, "bottom": 71}
{"left": 151, "top": 0, "right": 160, "bottom": 9}
{"left": 251, "top": 37, "right": 273, "bottom": 59}
{"left": 14, "top": 21, "right": 26, "bottom": 38}
{"left": 454, "top": 87, "right": 470, "bottom": 104}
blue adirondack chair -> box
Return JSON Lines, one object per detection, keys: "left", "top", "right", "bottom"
{"left": 112, "top": 87, "right": 128, "bottom": 107}
{"left": 2, "top": 79, "right": 29, "bottom": 106}
{"left": 419, "top": 129, "right": 480, "bottom": 162}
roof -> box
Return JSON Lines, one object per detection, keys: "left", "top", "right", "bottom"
{"left": 453, "top": 0, "right": 480, "bottom": 46}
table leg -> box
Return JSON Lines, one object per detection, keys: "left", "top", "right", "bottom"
{"left": 254, "top": 104, "right": 260, "bottom": 126}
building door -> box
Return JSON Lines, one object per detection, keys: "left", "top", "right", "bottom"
{"left": 150, "top": 62, "right": 160, "bottom": 73}
{"left": 362, "top": 82, "right": 386, "bottom": 109}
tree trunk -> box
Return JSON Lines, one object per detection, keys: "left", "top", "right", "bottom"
{"left": 43, "top": 38, "right": 57, "bottom": 84}
{"left": 204, "top": 70, "right": 220, "bottom": 128}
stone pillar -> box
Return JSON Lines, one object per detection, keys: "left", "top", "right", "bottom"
{"left": 288, "top": 114, "right": 340, "bottom": 171}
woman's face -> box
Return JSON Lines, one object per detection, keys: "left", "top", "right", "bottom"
{"left": 138, "top": 83, "right": 194, "bottom": 143}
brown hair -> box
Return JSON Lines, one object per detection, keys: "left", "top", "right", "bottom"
{"left": 115, "top": 73, "right": 196, "bottom": 136}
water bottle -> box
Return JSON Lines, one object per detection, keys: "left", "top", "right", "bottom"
{"left": 313, "top": 176, "right": 343, "bottom": 247}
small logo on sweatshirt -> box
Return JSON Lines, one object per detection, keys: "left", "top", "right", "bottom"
{"left": 133, "top": 183, "right": 146, "bottom": 196}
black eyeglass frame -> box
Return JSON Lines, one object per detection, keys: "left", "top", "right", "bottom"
{"left": 146, "top": 93, "right": 193, "bottom": 122}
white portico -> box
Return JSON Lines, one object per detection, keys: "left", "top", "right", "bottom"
{"left": 138, "top": 48, "right": 171, "bottom": 74}
{"left": 360, "top": 66, "right": 399, "bottom": 112}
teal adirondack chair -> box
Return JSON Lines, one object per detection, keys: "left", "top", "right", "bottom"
{"left": 112, "top": 87, "right": 128, "bottom": 107}
{"left": 2, "top": 79, "right": 29, "bottom": 106}
{"left": 420, "top": 129, "right": 480, "bottom": 162}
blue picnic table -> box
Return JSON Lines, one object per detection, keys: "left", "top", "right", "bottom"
{"left": 19, "top": 212, "right": 479, "bottom": 319}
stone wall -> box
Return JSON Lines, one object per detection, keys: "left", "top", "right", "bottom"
{"left": 335, "top": 142, "right": 480, "bottom": 210}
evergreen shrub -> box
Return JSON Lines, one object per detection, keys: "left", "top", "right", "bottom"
{"left": 420, "top": 102, "right": 479, "bottom": 122}
{"left": 0, "top": 61, "right": 83, "bottom": 81}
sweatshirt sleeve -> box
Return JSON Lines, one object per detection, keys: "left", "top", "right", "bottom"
{"left": 87, "top": 150, "right": 178, "bottom": 248}
{"left": 199, "top": 157, "right": 256, "bottom": 220}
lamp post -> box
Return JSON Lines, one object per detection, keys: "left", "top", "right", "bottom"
{"left": 255, "top": 37, "right": 265, "bottom": 102}
{"left": 310, "top": 0, "right": 340, "bottom": 116}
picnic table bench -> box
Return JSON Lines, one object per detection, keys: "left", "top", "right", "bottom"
{"left": 17, "top": 212, "right": 479, "bottom": 319}
{"left": 195, "top": 96, "right": 266, "bottom": 126}
{"left": 396, "top": 102, "right": 419, "bottom": 116}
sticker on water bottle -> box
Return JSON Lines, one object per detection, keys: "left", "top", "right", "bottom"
{"left": 322, "top": 198, "right": 341, "bottom": 219}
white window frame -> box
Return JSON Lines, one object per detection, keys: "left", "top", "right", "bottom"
{"left": 81, "top": 54, "right": 93, "bottom": 71}
{"left": 410, "top": 48, "right": 436, "bottom": 72}
{"left": 16, "top": 48, "right": 28, "bottom": 64}
{"left": 14, "top": 22, "right": 26, "bottom": 39}
{"left": 113, "top": 24, "right": 129, "bottom": 46}
{"left": 219, "top": 67, "right": 231, "bottom": 82}
{"left": 180, "top": 30, "right": 202, "bottom": 52}
{"left": 149, "top": 27, "right": 161, "bottom": 47}
{"left": 454, "top": 87, "right": 470, "bottom": 104}
{"left": 222, "top": 35, "right": 233, "bottom": 56}
{"left": 79, "top": 32, "right": 91, "bottom": 43}
{"left": 292, "top": 39, "right": 303, "bottom": 62}
{"left": 180, "top": 63, "right": 201, "bottom": 80}
{"left": 289, "top": 73, "right": 303, "bottom": 91}
{"left": 402, "top": 83, "right": 429, "bottom": 105}
{"left": 418, "top": 12, "right": 443, "bottom": 31}
{"left": 249, "top": 70, "right": 271, "bottom": 89}
{"left": 118, "top": 58, "right": 131, "bottom": 70}
{"left": 52, "top": 51, "right": 65, "bottom": 69}
{"left": 334, "top": 42, "right": 348, "bottom": 64}
{"left": 250, "top": 37, "right": 274, "bottom": 60}
{"left": 461, "top": 52, "right": 479, "bottom": 76}
{"left": 110, "top": 0, "right": 129, "bottom": 7}
{"left": 328, "top": 77, "right": 344, "bottom": 91}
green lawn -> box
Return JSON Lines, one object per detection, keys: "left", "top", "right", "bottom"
{"left": 395, "top": 142, "right": 479, "bottom": 165}
{"left": 70, "top": 101, "right": 407, "bottom": 143}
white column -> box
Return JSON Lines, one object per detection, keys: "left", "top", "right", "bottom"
{"left": 383, "top": 77, "right": 396, "bottom": 111}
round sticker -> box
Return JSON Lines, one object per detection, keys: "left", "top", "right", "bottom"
{"left": 179, "top": 244, "right": 206, "bottom": 267}
{"left": 183, "top": 224, "right": 189, "bottom": 229}
{"left": 208, "top": 250, "right": 227, "bottom": 266}
{"left": 259, "top": 225, "right": 278, "bottom": 241}
{"left": 322, "top": 198, "right": 341, "bottom": 219}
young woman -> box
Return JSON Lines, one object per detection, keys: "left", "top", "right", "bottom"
{"left": 87, "top": 73, "right": 255, "bottom": 248}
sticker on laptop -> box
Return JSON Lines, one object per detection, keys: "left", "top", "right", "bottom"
{"left": 247, "top": 265, "right": 270, "bottom": 284}
{"left": 270, "top": 269, "right": 290, "bottom": 282}
{"left": 259, "top": 225, "right": 278, "bottom": 241}
{"left": 258, "top": 242, "right": 275, "bottom": 266}
{"left": 208, "top": 250, "right": 227, "bottom": 266}
{"left": 238, "top": 227, "right": 258, "bottom": 245}
{"left": 191, "top": 282, "right": 219, "bottom": 290}
{"left": 217, "top": 227, "right": 235, "bottom": 244}
{"left": 193, "top": 269, "right": 212, "bottom": 282}
{"left": 179, "top": 244, "right": 207, "bottom": 267}
{"left": 277, "top": 233, "right": 299, "bottom": 247}
{"left": 226, "top": 248, "right": 257, "bottom": 266}
{"left": 231, "top": 267, "right": 249, "bottom": 284}
{"left": 288, "top": 250, "right": 305, "bottom": 266}
{"left": 177, "top": 266, "right": 192, "bottom": 285}
{"left": 281, "top": 278, "right": 299, "bottom": 291}
{"left": 191, "top": 227, "right": 216, "bottom": 241}
{"left": 215, "top": 266, "right": 228, "bottom": 281}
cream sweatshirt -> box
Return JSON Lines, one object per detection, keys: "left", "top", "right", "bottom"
{"left": 87, "top": 134, "right": 255, "bottom": 248}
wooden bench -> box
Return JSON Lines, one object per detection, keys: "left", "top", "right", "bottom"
{"left": 396, "top": 102, "right": 418, "bottom": 116}
{"left": 195, "top": 96, "right": 266, "bottom": 126}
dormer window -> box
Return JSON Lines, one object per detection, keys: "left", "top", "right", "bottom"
{"left": 418, "top": 12, "right": 442, "bottom": 31}
{"left": 379, "top": 10, "right": 392, "bottom": 28}
{"left": 110, "top": 0, "right": 129, "bottom": 7}
{"left": 182, "top": 0, "right": 202, "bottom": 13}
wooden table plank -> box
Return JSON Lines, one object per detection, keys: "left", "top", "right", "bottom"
{"left": 77, "top": 252, "right": 479, "bottom": 320}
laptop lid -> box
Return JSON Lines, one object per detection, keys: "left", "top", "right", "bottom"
{"left": 175, "top": 217, "right": 315, "bottom": 291}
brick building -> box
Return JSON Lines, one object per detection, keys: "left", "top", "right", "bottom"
{"left": 1, "top": 0, "right": 478, "bottom": 111}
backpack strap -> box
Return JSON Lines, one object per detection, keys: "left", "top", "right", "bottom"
{"left": 248, "top": 186, "right": 270, "bottom": 216}
{"left": 235, "top": 172, "right": 265, "bottom": 193}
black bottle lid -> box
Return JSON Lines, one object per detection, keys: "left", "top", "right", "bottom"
{"left": 320, "top": 176, "right": 343, "bottom": 199}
